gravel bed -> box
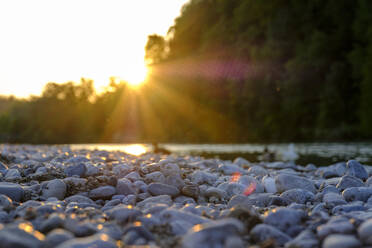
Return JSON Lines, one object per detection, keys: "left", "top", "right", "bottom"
{"left": 0, "top": 144, "right": 372, "bottom": 248}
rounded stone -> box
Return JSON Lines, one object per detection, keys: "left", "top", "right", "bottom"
{"left": 44, "top": 229, "right": 74, "bottom": 248}
{"left": 181, "top": 218, "right": 244, "bottom": 248}
{"left": 264, "top": 208, "right": 305, "bottom": 233}
{"left": 65, "top": 195, "right": 95, "bottom": 204}
{"left": 5, "top": 169, "right": 21, "bottom": 180}
{"left": 0, "top": 194, "right": 12, "bottom": 210}
{"left": 0, "top": 225, "right": 44, "bottom": 248}
{"left": 342, "top": 187, "right": 372, "bottom": 202}
{"left": 0, "top": 182, "right": 24, "bottom": 202}
{"left": 280, "top": 189, "right": 315, "bottom": 204}
{"left": 42, "top": 179, "right": 67, "bottom": 200}
{"left": 323, "top": 234, "right": 361, "bottom": 248}
{"left": 262, "top": 176, "right": 277, "bottom": 193}
{"left": 336, "top": 175, "right": 364, "bottom": 191}
{"left": 317, "top": 220, "right": 354, "bottom": 239}
{"left": 64, "top": 163, "right": 86, "bottom": 177}
{"left": 55, "top": 233, "right": 116, "bottom": 248}
{"left": 358, "top": 219, "right": 372, "bottom": 245}
{"left": 181, "top": 185, "right": 200, "bottom": 198}
{"left": 89, "top": 186, "right": 116, "bottom": 200}
{"left": 250, "top": 224, "right": 291, "bottom": 246}
{"left": 323, "top": 193, "right": 347, "bottom": 208}
{"left": 346, "top": 160, "right": 368, "bottom": 180}
{"left": 204, "top": 187, "right": 226, "bottom": 200}
{"left": 116, "top": 178, "right": 136, "bottom": 196}
{"left": 275, "top": 174, "right": 316, "bottom": 193}
{"left": 148, "top": 183, "right": 180, "bottom": 197}
{"left": 145, "top": 171, "right": 165, "bottom": 184}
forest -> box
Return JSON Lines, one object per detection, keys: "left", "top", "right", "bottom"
{"left": 1, "top": 0, "right": 372, "bottom": 144}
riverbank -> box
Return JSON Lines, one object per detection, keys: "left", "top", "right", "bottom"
{"left": 70, "top": 142, "right": 372, "bottom": 165}
{"left": 0, "top": 144, "right": 372, "bottom": 247}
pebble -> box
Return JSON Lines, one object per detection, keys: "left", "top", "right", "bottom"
{"left": 147, "top": 183, "right": 180, "bottom": 197}
{"left": 55, "top": 233, "right": 116, "bottom": 248}
{"left": 0, "top": 194, "right": 12, "bottom": 210}
{"left": 116, "top": 178, "right": 135, "bottom": 195}
{"left": 1, "top": 144, "right": 372, "bottom": 248}
{"left": 332, "top": 204, "right": 367, "bottom": 214}
{"left": 238, "top": 175, "right": 264, "bottom": 193}
{"left": 160, "top": 208, "right": 209, "bottom": 227}
{"left": 89, "top": 186, "right": 116, "bottom": 200}
{"left": 280, "top": 189, "right": 315, "bottom": 204}
{"left": 322, "top": 234, "right": 361, "bottom": 248}
{"left": 217, "top": 182, "right": 246, "bottom": 199}
{"left": 346, "top": 160, "right": 368, "bottom": 180}
{"left": 275, "top": 174, "right": 316, "bottom": 193}
{"left": 262, "top": 176, "right": 277, "bottom": 193}
{"left": 218, "top": 163, "right": 245, "bottom": 175}
{"left": 181, "top": 185, "right": 200, "bottom": 198}
{"left": 105, "top": 204, "right": 142, "bottom": 224}
{"left": 161, "top": 163, "right": 180, "bottom": 177}
{"left": 247, "top": 165, "right": 268, "bottom": 177}
{"left": 342, "top": 187, "right": 372, "bottom": 202}
{"left": 0, "top": 182, "right": 24, "bottom": 202}
{"left": 65, "top": 195, "right": 95, "bottom": 204}
{"left": 5, "top": 168, "right": 21, "bottom": 180}
{"left": 122, "top": 224, "right": 155, "bottom": 245}
{"left": 250, "top": 224, "right": 291, "bottom": 246}
{"left": 205, "top": 186, "right": 224, "bottom": 198}
{"left": 264, "top": 208, "right": 305, "bottom": 234}
{"left": 125, "top": 171, "right": 141, "bottom": 182}
{"left": 233, "top": 157, "right": 250, "bottom": 167}
{"left": 0, "top": 162, "right": 8, "bottom": 172}
{"left": 181, "top": 218, "right": 244, "bottom": 248}
{"left": 42, "top": 179, "right": 67, "bottom": 200}
{"left": 44, "top": 229, "right": 74, "bottom": 248}
{"left": 0, "top": 224, "right": 44, "bottom": 248}
{"left": 317, "top": 162, "right": 346, "bottom": 178}
{"left": 336, "top": 175, "right": 364, "bottom": 191}
{"left": 190, "top": 171, "right": 217, "bottom": 185}
{"left": 317, "top": 219, "right": 354, "bottom": 239}
{"left": 64, "top": 163, "right": 86, "bottom": 177}
{"left": 285, "top": 229, "right": 318, "bottom": 248}
{"left": 145, "top": 171, "right": 166, "bottom": 183}
{"left": 323, "top": 192, "right": 347, "bottom": 207}
{"left": 63, "top": 177, "right": 87, "bottom": 188}
{"left": 84, "top": 163, "right": 100, "bottom": 176}
{"left": 227, "top": 205, "right": 261, "bottom": 231}
{"left": 137, "top": 195, "right": 173, "bottom": 208}
{"left": 358, "top": 218, "right": 372, "bottom": 245}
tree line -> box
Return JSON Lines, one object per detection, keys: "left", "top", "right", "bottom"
{"left": 146, "top": 0, "right": 372, "bottom": 142}
{"left": 1, "top": 0, "right": 372, "bottom": 144}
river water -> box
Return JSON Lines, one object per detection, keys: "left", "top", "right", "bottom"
{"left": 71, "top": 142, "right": 372, "bottom": 166}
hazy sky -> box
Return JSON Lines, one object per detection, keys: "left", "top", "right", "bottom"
{"left": 0, "top": 0, "right": 188, "bottom": 97}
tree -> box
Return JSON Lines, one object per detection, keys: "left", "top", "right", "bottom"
{"left": 145, "top": 34, "right": 166, "bottom": 64}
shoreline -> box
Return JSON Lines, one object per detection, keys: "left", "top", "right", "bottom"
{"left": 0, "top": 145, "right": 371, "bottom": 247}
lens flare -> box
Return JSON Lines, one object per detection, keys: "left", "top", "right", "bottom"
{"left": 243, "top": 182, "right": 257, "bottom": 196}
{"left": 230, "top": 172, "right": 241, "bottom": 182}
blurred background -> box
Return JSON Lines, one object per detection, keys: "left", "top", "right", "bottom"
{"left": 1, "top": 0, "right": 372, "bottom": 164}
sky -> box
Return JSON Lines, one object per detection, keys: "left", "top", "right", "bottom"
{"left": 0, "top": 0, "right": 189, "bottom": 97}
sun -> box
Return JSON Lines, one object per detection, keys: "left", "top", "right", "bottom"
{"left": 124, "top": 64, "right": 149, "bottom": 88}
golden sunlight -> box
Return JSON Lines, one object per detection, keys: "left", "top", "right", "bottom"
{"left": 123, "top": 144, "right": 147, "bottom": 156}
{"left": 124, "top": 64, "right": 149, "bottom": 88}
{"left": 0, "top": 0, "right": 189, "bottom": 97}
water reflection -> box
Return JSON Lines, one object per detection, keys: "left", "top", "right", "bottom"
{"left": 70, "top": 142, "right": 372, "bottom": 165}
{"left": 122, "top": 144, "right": 147, "bottom": 156}
{"left": 71, "top": 144, "right": 149, "bottom": 156}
